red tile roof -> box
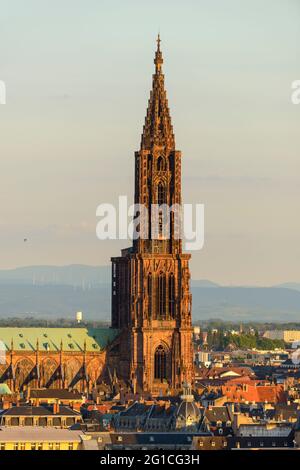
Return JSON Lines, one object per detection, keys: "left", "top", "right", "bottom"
{"left": 221, "top": 381, "right": 286, "bottom": 404}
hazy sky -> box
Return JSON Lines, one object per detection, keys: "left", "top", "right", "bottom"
{"left": 0, "top": 0, "right": 299, "bottom": 285}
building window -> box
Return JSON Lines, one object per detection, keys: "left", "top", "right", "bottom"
{"left": 0, "top": 443, "right": 5, "bottom": 451}
{"left": 157, "top": 273, "right": 166, "bottom": 319}
{"left": 66, "top": 418, "right": 75, "bottom": 427}
{"left": 148, "top": 274, "right": 152, "bottom": 316}
{"left": 31, "top": 443, "right": 36, "bottom": 450}
{"left": 24, "top": 417, "right": 33, "bottom": 426}
{"left": 38, "top": 443, "right": 43, "bottom": 451}
{"left": 20, "top": 443, "right": 26, "bottom": 451}
{"left": 168, "top": 274, "right": 175, "bottom": 318}
{"left": 157, "top": 182, "right": 166, "bottom": 206}
{"left": 117, "top": 436, "right": 123, "bottom": 442}
{"left": 157, "top": 156, "right": 165, "bottom": 171}
{"left": 55, "top": 443, "right": 60, "bottom": 450}
{"left": 112, "top": 263, "right": 116, "bottom": 278}
{"left": 158, "top": 211, "right": 163, "bottom": 236}
{"left": 49, "top": 443, "right": 54, "bottom": 450}
{"left": 14, "top": 443, "right": 19, "bottom": 450}
{"left": 68, "top": 443, "right": 74, "bottom": 450}
{"left": 154, "top": 345, "right": 167, "bottom": 381}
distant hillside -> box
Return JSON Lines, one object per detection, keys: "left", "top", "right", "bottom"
{"left": 191, "top": 279, "right": 219, "bottom": 288}
{"left": 0, "top": 265, "right": 299, "bottom": 322}
{"left": 0, "top": 265, "right": 110, "bottom": 287}
{"left": 192, "top": 286, "right": 300, "bottom": 322}
{"left": 0, "top": 284, "right": 111, "bottom": 321}
{"left": 275, "top": 283, "right": 300, "bottom": 292}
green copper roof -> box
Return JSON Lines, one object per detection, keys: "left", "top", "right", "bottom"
{"left": 0, "top": 383, "right": 12, "bottom": 395}
{"left": 0, "top": 328, "right": 119, "bottom": 353}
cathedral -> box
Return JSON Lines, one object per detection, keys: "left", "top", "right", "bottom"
{"left": 110, "top": 35, "right": 194, "bottom": 394}
{"left": 0, "top": 37, "right": 194, "bottom": 395}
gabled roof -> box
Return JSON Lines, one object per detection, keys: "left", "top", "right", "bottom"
{"left": 29, "top": 388, "right": 83, "bottom": 400}
{"left": 1, "top": 404, "right": 81, "bottom": 417}
{"left": 109, "top": 432, "right": 208, "bottom": 446}
{"left": 196, "top": 366, "right": 254, "bottom": 380}
{"left": 119, "top": 402, "right": 151, "bottom": 417}
{"left": 0, "top": 426, "right": 82, "bottom": 442}
{"left": 205, "top": 406, "right": 231, "bottom": 423}
{"left": 149, "top": 404, "right": 176, "bottom": 419}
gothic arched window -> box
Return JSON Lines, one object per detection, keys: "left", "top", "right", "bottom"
{"left": 154, "top": 345, "right": 167, "bottom": 381}
{"left": 157, "top": 273, "right": 166, "bottom": 318}
{"left": 157, "top": 156, "right": 165, "bottom": 171}
{"left": 168, "top": 273, "right": 175, "bottom": 318}
{"left": 15, "top": 358, "right": 35, "bottom": 391}
{"left": 157, "top": 182, "right": 166, "bottom": 206}
{"left": 148, "top": 273, "right": 152, "bottom": 316}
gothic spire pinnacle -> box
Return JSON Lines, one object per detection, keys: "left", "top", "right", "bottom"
{"left": 157, "top": 33, "right": 161, "bottom": 49}
{"left": 141, "top": 36, "right": 175, "bottom": 151}
{"left": 154, "top": 34, "right": 163, "bottom": 73}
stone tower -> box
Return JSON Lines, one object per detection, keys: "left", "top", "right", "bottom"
{"left": 111, "top": 36, "right": 194, "bottom": 394}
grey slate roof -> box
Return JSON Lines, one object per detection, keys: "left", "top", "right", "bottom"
{"left": 1, "top": 405, "right": 81, "bottom": 417}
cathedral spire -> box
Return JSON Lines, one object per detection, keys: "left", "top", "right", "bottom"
{"left": 141, "top": 35, "right": 175, "bottom": 151}
{"left": 154, "top": 34, "right": 163, "bottom": 73}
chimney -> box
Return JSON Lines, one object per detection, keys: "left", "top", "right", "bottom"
{"left": 53, "top": 401, "right": 60, "bottom": 415}
{"left": 233, "top": 412, "right": 241, "bottom": 432}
